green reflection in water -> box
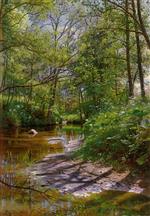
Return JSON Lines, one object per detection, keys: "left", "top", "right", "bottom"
{"left": 1, "top": 189, "right": 150, "bottom": 216}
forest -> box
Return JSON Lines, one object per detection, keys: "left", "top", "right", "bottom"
{"left": 0, "top": 0, "right": 150, "bottom": 215}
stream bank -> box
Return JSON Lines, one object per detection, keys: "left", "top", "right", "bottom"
{"left": 28, "top": 138, "right": 150, "bottom": 197}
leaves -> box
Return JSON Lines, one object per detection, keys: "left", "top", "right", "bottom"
{"left": 136, "top": 154, "right": 149, "bottom": 165}
{"left": 78, "top": 101, "right": 150, "bottom": 166}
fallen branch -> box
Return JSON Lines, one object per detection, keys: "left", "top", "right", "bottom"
{"left": 0, "top": 177, "right": 51, "bottom": 201}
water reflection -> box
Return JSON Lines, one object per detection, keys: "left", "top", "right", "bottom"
{"left": 0, "top": 125, "right": 81, "bottom": 215}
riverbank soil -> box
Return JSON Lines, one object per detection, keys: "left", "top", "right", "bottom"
{"left": 28, "top": 152, "right": 150, "bottom": 197}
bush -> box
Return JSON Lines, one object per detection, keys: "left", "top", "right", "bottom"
{"left": 78, "top": 101, "right": 150, "bottom": 167}
{"left": 2, "top": 101, "right": 61, "bottom": 127}
{"left": 3, "top": 100, "right": 82, "bottom": 127}
{"left": 62, "top": 113, "right": 81, "bottom": 124}
{"left": 50, "top": 105, "right": 62, "bottom": 124}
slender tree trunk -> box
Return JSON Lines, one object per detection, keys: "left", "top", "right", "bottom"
{"left": 0, "top": 1, "right": 4, "bottom": 123}
{"left": 132, "top": 0, "right": 145, "bottom": 99}
{"left": 51, "top": 75, "right": 57, "bottom": 106}
{"left": 0, "top": 1, "right": 5, "bottom": 88}
{"left": 91, "top": 71, "right": 97, "bottom": 108}
{"left": 115, "top": 75, "right": 118, "bottom": 96}
{"left": 30, "top": 62, "right": 33, "bottom": 101}
{"left": 79, "top": 87, "right": 84, "bottom": 124}
{"left": 125, "top": 0, "right": 134, "bottom": 98}
{"left": 136, "top": 0, "right": 150, "bottom": 49}
{"left": 104, "top": 0, "right": 108, "bottom": 9}
{"left": 47, "top": 69, "right": 58, "bottom": 120}
{"left": 47, "top": 79, "right": 57, "bottom": 120}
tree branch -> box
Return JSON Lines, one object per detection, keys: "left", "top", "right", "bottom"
{"left": 0, "top": 177, "right": 51, "bottom": 201}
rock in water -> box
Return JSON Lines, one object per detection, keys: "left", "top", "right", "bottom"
{"left": 28, "top": 129, "right": 38, "bottom": 136}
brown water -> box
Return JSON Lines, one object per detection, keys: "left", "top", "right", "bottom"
{"left": 0, "top": 126, "right": 150, "bottom": 216}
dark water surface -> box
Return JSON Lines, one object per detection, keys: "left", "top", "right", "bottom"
{"left": 0, "top": 126, "right": 150, "bottom": 216}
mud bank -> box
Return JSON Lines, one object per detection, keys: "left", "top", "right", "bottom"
{"left": 28, "top": 151, "right": 149, "bottom": 197}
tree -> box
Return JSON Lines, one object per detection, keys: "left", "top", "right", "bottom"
{"left": 132, "top": 0, "right": 145, "bottom": 99}
{"left": 81, "top": 0, "right": 149, "bottom": 98}
{"left": 125, "top": 0, "right": 134, "bottom": 97}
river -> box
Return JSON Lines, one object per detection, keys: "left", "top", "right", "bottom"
{"left": 0, "top": 125, "right": 150, "bottom": 215}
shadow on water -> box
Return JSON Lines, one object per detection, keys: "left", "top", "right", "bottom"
{"left": 0, "top": 126, "right": 150, "bottom": 215}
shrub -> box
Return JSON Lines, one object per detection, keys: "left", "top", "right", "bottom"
{"left": 78, "top": 101, "right": 150, "bottom": 166}
{"left": 2, "top": 101, "right": 61, "bottom": 127}
{"left": 62, "top": 113, "right": 81, "bottom": 124}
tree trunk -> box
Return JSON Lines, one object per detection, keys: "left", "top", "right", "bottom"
{"left": 0, "top": 1, "right": 4, "bottom": 123}
{"left": 125, "top": 0, "right": 134, "bottom": 98}
{"left": 47, "top": 69, "right": 58, "bottom": 120}
{"left": 132, "top": 0, "right": 145, "bottom": 99}
{"left": 79, "top": 87, "right": 84, "bottom": 124}
{"left": 104, "top": 0, "right": 108, "bottom": 9}
{"left": 136, "top": 0, "right": 150, "bottom": 49}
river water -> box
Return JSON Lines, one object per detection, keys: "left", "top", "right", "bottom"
{"left": 0, "top": 126, "right": 150, "bottom": 215}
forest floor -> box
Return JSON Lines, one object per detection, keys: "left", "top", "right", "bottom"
{"left": 27, "top": 140, "right": 150, "bottom": 197}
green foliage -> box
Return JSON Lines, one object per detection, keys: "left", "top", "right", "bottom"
{"left": 50, "top": 105, "right": 62, "bottom": 124}
{"left": 2, "top": 100, "right": 61, "bottom": 127}
{"left": 62, "top": 113, "right": 81, "bottom": 123}
{"left": 78, "top": 101, "right": 150, "bottom": 166}
{"left": 61, "top": 125, "right": 82, "bottom": 133}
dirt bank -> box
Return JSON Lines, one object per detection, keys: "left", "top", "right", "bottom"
{"left": 28, "top": 151, "right": 149, "bottom": 197}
